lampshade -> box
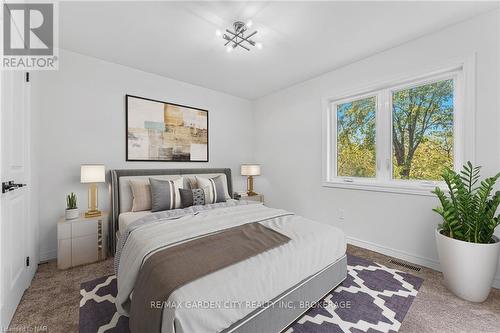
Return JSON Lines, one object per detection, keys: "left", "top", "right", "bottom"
{"left": 241, "top": 164, "right": 261, "bottom": 176}
{"left": 80, "top": 164, "right": 105, "bottom": 183}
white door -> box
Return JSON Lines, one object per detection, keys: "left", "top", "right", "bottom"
{"left": 0, "top": 70, "right": 32, "bottom": 328}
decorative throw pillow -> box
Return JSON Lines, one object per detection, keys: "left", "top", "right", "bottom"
{"left": 179, "top": 188, "right": 206, "bottom": 208}
{"left": 129, "top": 179, "right": 152, "bottom": 212}
{"left": 195, "top": 175, "right": 227, "bottom": 204}
{"left": 183, "top": 177, "right": 197, "bottom": 190}
{"left": 149, "top": 177, "right": 184, "bottom": 212}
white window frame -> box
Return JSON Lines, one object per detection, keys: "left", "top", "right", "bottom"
{"left": 322, "top": 60, "right": 475, "bottom": 196}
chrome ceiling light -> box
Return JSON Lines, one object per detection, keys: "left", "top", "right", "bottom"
{"left": 217, "top": 20, "right": 262, "bottom": 52}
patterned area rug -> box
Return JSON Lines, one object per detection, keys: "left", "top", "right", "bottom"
{"left": 79, "top": 255, "right": 422, "bottom": 333}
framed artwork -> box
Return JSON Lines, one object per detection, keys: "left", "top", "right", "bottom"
{"left": 126, "top": 95, "right": 209, "bottom": 162}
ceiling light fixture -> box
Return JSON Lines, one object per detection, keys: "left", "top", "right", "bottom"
{"left": 220, "top": 21, "right": 261, "bottom": 52}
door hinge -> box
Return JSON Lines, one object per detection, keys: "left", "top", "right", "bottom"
{"left": 26, "top": 256, "right": 30, "bottom": 267}
{"left": 26, "top": 72, "right": 30, "bottom": 82}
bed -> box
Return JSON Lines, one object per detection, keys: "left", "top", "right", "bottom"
{"left": 110, "top": 168, "right": 347, "bottom": 333}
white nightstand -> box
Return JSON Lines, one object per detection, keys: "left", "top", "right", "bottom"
{"left": 57, "top": 212, "right": 108, "bottom": 269}
{"left": 236, "top": 194, "right": 264, "bottom": 203}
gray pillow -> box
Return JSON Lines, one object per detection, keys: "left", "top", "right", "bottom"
{"left": 149, "top": 177, "right": 183, "bottom": 212}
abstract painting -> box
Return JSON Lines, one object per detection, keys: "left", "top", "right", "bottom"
{"left": 126, "top": 95, "right": 208, "bottom": 161}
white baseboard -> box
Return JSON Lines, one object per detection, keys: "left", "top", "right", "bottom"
{"left": 346, "top": 236, "right": 500, "bottom": 290}
{"left": 39, "top": 249, "right": 56, "bottom": 262}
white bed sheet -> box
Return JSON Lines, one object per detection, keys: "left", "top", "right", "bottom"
{"left": 118, "top": 200, "right": 240, "bottom": 231}
{"left": 118, "top": 211, "right": 152, "bottom": 231}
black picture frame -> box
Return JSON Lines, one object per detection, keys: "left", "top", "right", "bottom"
{"left": 125, "top": 94, "right": 209, "bottom": 162}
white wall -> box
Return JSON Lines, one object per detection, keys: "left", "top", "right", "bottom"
{"left": 31, "top": 10, "right": 500, "bottom": 288}
{"left": 253, "top": 10, "right": 500, "bottom": 286}
{"left": 32, "top": 49, "right": 255, "bottom": 260}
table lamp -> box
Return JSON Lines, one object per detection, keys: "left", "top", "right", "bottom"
{"left": 81, "top": 164, "right": 105, "bottom": 218}
{"left": 241, "top": 164, "right": 261, "bottom": 196}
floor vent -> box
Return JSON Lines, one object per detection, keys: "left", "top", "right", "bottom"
{"left": 388, "top": 259, "right": 421, "bottom": 272}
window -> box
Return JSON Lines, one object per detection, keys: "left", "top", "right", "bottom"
{"left": 392, "top": 79, "right": 454, "bottom": 181}
{"left": 337, "top": 96, "right": 376, "bottom": 178}
{"left": 324, "top": 68, "right": 465, "bottom": 195}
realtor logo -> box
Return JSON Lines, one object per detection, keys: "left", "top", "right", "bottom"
{"left": 2, "top": 2, "right": 58, "bottom": 70}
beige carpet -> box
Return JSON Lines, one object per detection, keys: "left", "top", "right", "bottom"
{"left": 9, "top": 245, "right": 500, "bottom": 333}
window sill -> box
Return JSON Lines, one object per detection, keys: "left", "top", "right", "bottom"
{"left": 322, "top": 179, "right": 444, "bottom": 197}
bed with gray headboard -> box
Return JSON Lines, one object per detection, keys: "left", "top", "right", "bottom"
{"left": 110, "top": 167, "right": 233, "bottom": 252}
{"left": 110, "top": 167, "right": 346, "bottom": 333}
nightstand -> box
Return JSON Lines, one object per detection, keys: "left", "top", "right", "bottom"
{"left": 57, "top": 212, "right": 108, "bottom": 269}
{"left": 235, "top": 193, "right": 264, "bottom": 203}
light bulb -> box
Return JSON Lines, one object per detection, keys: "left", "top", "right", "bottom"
{"left": 215, "top": 29, "right": 222, "bottom": 37}
{"left": 246, "top": 20, "right": 253, "bottom": 28}
{"left": 256, "top": 42, "right": 263, "bottom": 49}
{"left": 226, "top": 45, "right": 233, "bottom": 53}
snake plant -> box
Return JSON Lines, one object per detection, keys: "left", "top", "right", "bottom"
{"left": 432, "top": 162, "right": 500, "bottom": 244}
{"left": 66, "top": 192, "right": 77, "bottom": 209}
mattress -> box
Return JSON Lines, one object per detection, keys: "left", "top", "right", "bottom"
{"left": 118, "top": 211, "right": 152, "bottom": 231}
{"left": 116, "top": 203, "right": 346, "bottom": 333}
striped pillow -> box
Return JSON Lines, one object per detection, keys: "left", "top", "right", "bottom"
{"left": 129, "top": 179, "right": 152, "bottom": 212}
{"left": 149, "top": 177, "right": 184, "bottom": 212}
{"left": 195, "top": 176, "right": 227, "bottom": 204}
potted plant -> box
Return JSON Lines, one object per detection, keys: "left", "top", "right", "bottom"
{"left": 65, "top": 192, "right": 79, "bottom": 220}
{"left": 433, "top": 162, "right": 500, "bottom": 302}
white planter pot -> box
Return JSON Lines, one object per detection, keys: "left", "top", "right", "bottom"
{"left": 435, "top": 229, "right": 500, "bottom": 302}
{"left": 65, "top": 208, "right": 79, "bottom": 220}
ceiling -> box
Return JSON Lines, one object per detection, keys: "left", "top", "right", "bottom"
{"left": 60, "top": 1, "right": 498, "bottom": 100}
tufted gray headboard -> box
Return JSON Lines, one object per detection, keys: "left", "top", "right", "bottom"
{"left": 109, "top": 168, "right": 233, "bottom": 253}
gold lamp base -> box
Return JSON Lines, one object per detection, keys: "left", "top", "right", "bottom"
{"left": 85, "top": 209, "right": 102, "bottom": 218}
{"left": 246, "top": 176, "right": 258, "bottom": 196}
{"left": 85, "top": 183, "right": 101, "bottom": 218}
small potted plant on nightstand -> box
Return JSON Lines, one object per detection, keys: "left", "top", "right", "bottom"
{"left": 65, "top": 192, "right": 79, "bottom": 220}
{"left": 433, "top": 162, "right": 500, "bottom": 302}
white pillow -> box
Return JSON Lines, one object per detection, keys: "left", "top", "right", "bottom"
{"left": 195, "top": 175, "right": 230, "bottom": 203}
{"left": 129, "top": 179, "right": 151, "bottom": 212}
